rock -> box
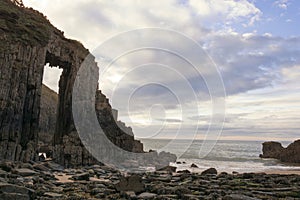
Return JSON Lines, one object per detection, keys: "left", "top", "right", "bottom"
{"left": 124, "top": 191, "right": 136, "bottom": 198}
{"left": 44, "top": 192, "right": 63, "bottom": 198}
{"left": 260, "top": 140, "right": 300, "bottom": 163}
{"left": 45, "top": 162, "right": 64, "bottom": 171}
{"left": 0, "top": 169, "right": 8, "bottom": 178}
{"left": 260, "top": 141, "right": 284, "bottom": 159}
{"left": 115, "top": 175, "right": 145, "bottom": 193}
{"left": 191, "top": 163, "right": 199, "bottom": 168}
{"left": 33, "top": 163, "right": 49, "bottom": 171}
{"left": 20, "top": 163, "right": 34, "bottom": 170}
{"left": 0, "top": 182, "right": 35, "bottom": 199}
{"left": 156, "top": 166, "right": 177, "bottom": 173}
{"left": 12, "top": 168, "right": 37, "bottom": 176}
{"left": 223, "top": 194, "right": 261, "bottom": 200}
{"left": 280, "top": 140, "right": 300, "bottom": 163}
{"left": 38, "top": 85, "right": 58, "bottom": 147}
{"left": 0, "top": 161, "right": 14, "bottom": 172}
{"left": 0, "top": 193, "right": 30, "bottom": 200}
{"left": 72, "top": 173, "right": 90, "bottom": 181}
{"left": 242, "top": 173, "right": 255, "bottom": 179}
{"left": 177, "top": 170, "right": 191, "bottom": 174}
{"left": 158, "top": 151, "right": 177, "bottom": 163}
{"left": 138, "top": 192, "right": 157, "bottom": 199}
{"left": 201, "top": 168, "right": 218, "bottom": 175}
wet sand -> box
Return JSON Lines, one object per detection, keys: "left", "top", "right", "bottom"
{"left": 263, "top": 169, "right": 300, "bottom": 175}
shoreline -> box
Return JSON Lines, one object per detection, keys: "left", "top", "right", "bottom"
{"left": 263, "top": 169, "right": 300, "bottom": 175}
{"left": 1, "top": 160, "right": 300, "bottom": 199}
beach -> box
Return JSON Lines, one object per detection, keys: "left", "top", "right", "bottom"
{"left": 1, "top": 160, "right": 300, "bottom": 199}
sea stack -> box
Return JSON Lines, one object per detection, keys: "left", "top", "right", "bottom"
{"left": 260, "top": 139, "right": 300, "bottom": 163}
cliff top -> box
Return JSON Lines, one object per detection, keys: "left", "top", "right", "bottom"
{"left": 0, "top": 0, "right": 85, "bottom": 51}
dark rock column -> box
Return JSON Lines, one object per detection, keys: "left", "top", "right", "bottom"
{"left": 0, "top": 44, "right": 46, "bottom": 162}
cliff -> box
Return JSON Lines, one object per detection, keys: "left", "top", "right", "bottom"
{"left": 0, "top": 0, "right": 147, "bottom": 167}
{"left": 260, "top": 139, "right": 300, "bottom": 163}
{"left": 38, "top": 84, "right": 57, "bottom": 146}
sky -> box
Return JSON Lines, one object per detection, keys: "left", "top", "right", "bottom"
{"left": 23, "top": 0, "right": 300, "bottom": 141}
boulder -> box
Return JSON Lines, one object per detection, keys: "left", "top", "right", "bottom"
{"left": 115, "top": 175, "right": 145, "bottom": 193}
{"left": 72, "top": 173, "right": 90, "bottom": 181}
{"left": 156, "top": 166, "right": 177, "bottom": 173}
{"left": 190, "top": 163, "right": 199, "bottom": 168}
{"left": 0, "top": 182, "right": 35, "bottom": 200}
{"left": 201, "top": 168, "right": 218, "bottom": 175}
{"left": 12, "top": 168, "right": 37, "bottom": 177}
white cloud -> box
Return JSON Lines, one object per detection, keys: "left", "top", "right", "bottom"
{"left": 275, "top": 0, "right": 289, "bottom": 10}
{"left": 189, "top": 0, "right": 261, "bottom": 26}
{"left": 23, "top": 0, "right": 300, "bottom": 140}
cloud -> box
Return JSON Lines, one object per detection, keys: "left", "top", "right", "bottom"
{"left": 189, "top": 0, "right": 262, "bottom": 26}
{"left": 275, "top": 0, "right": 289, "bottom": 10}
{"left": 23, "top": 0, "right": 261, "bottom": 49}
{"left": 23, "top": 0, "right": 300, "bottom": 140}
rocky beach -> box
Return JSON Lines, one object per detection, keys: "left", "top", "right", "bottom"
{"left": 0, "top": 161, "right": 300, "bottom": 200}
{"left": 1, "top": 160, "right": 300, "bottom": 199}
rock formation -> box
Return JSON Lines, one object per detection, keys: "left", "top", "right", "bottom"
{"left": 0, "top": 0, "right": 94, "bottom": 164}
{"left": 260, "top": 141, "right": 284, "bottom": 160}
{"left": 38, "top": 85, "right": 57, "bottom": 147}
{"left": 95, "top": 90, "right": 144, "bottom": 153}
{"left": 260, "top": 139, "right": 300, "bottom": 163}
{"left": 0, "top": 0, "right": 176, "bottom": 169}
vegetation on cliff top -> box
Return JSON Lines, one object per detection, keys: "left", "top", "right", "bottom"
{"left": 0, "top": 0, "right": 89, "bottom": 54}
{"left": 0, "top": 0, "right": 54, "bottom": 46}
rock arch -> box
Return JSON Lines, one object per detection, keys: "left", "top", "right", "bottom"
{"left": 0, "top": 0, "right": 144, "bottom": 167}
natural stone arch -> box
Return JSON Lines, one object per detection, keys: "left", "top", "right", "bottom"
{"left": 0, "top": 0, "right": 144, "bottom": 167}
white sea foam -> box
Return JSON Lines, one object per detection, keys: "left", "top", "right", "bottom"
{"left": 141, "top": 139, "right": 300, "bottom": 173}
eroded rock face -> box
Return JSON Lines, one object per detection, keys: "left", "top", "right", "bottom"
{"left": 0, "top": 1, "right": 112, "bottom": 165}
{"left": 260, "top": 141, "right": 284, "bottom": 160}
{"left": 260, "top": 140, "right": 300, "bottom": 163}
{"left": 280, "top": 140, "right": 300, "bottom": 163}
{"left": 38, "top": 85, "right": 57, "bottom": 147}
{"left": 0, "top": 0, "right": 175, "bottom": 168}
{"left": 95, "top": 90, "right": 144, "bottom": 153}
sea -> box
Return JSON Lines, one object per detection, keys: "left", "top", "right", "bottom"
{"left": 140, "top": 139, "right": 300, "bottom": 173}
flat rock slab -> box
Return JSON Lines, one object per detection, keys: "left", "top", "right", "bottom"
{"left": 223, "top": 194, "right": 261, "bottom": 200}
{"left": 12, "top": 168, "right": 37, "bottom": 177}
{"left": 0, "top": 182, "right": 34, "bottom": 199}
{"left": 138, "top": 192, "right": 157, "bottom": 199}
{"left": 72, "top": 173, "right": 90, "bottom": 181}
{"left": 44, "top": 192, "right": 63, "bottom": 198}
{"left": 0, "top": 193, "right": 30, "bottom": 200}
